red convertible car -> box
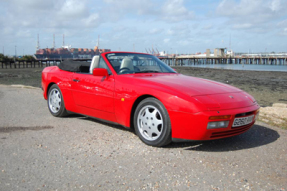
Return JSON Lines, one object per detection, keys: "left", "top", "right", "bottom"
{"left": 42, "top": 52, "right": 260, "bottom": 147}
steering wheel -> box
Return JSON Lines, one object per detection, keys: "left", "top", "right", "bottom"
{"left": 134, "top": 66, "right": 140, "bottom": 72}
{"left": 118, "top": 67, "right": 131, "bottom": 74}
{"left": 139, "top": 61, "right": 147, "bottom": 66}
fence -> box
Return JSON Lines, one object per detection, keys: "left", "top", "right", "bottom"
{"left": 0, "top": 59, "right": 92, "bottom": 69}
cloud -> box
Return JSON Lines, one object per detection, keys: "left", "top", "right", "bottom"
{"left": 104, "top": 0, "right": 153, "bottom": 15}
{"left": 8, "top": 0, "right": 56, "bottom": 11}
{"left": 2, "top": 27, "right": 14, "bottom": 35}
{"left": 167, "top": 29, "right": 175, "bottom": 35}
{"left": 103, "top": 0, "right": 155, "bottom": 21}
{"left": 270, "top": 0, "right": 282, "bottom": 11}
{"left": 202, "top": 25, "right": 213, "bottom": 30}
{"left": 102, "top": 0, "right": 195, "bottom": 23}
{"left": 165, "top": 24, "right": 191, "bottom": 38}
{"left": 232, "top": 23, "right": 253, "bottom": 29}
{"left": 0, "top": 0, "right": 102, "bottom": 30}
{"left": 84, "top": 13, "right": 100, "bottom": 28}
{"left": 177, "top": 40, "right": 189, "bottom": 46}
{"left": 148, "top": 28, "right": 163, "bottom": 34}
{"left": 161, "top": 0, "right": 194, "bottom": 22}
{"left": 216, "top": 0, "right": 287, "bottom": 31}
{"left": 0, "top": 0, "right": 285, "bottom": 55}
{"left": 16, "top": 29, "right": 32, "bottom": 38}
{"left": 278, "top": 19, "right": 287, "bottom": 27}
{"left": 279, "top": 28, "right": 287, "bottom": 36}
{"left": 58, "top": 0, "right": 89, "bottom": 19}
{"left": 163, "top": 38, "right": 170, "bottom": 43}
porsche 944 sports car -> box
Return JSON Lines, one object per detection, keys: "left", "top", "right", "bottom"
{"left": 42, "top": 52, "right": 260, "bottom": 147}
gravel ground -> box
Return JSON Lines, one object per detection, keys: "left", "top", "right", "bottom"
{"left": 0, "top": 85, "right": 286, "bottom": 191}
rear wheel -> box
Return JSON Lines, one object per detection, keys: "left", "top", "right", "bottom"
{"left": 47, "top": 84, "right": 68, "bottom": 117}
{"left": 134, "top": 98, "right": 171, "bottom": 147}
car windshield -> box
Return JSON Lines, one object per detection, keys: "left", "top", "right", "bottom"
{"left": 105, "top": 53, "right": 176, "bottom": 75}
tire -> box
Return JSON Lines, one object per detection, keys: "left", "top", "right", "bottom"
{"left": 134, "top": 97, "right": 171, "bottom": 147}
{"left": 47, "top": 84, "right": 68, "bottom": 117}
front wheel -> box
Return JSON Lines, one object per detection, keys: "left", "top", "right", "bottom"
{"left": 47, "top": 84, "right": 68, "bottom": 117}
{"left": 134, "top": 98, "right": 171, "bottom": 147}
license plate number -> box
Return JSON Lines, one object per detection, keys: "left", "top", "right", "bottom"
{"left": 232, "top": 115, "right": 254, "bottom": 127}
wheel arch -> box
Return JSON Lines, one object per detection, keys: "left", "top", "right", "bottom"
{"left": 129, "top": 94, "right": 158, "bottom": 130}
{"left": 47, "top": 83, "right": 68, "bottom": 117}
{"left": 131, "top": 95, "right": 172, "bottom": 147}
{"left": 46, "top": 82, "right": 56, "bottom": 98}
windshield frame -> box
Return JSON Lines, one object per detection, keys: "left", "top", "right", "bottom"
{"left": 104, "top": 52, "right": 176, "bottom": 75}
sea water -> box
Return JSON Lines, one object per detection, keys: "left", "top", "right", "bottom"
{"left": 184, "top": 64, "right": 287, "bottom": 72}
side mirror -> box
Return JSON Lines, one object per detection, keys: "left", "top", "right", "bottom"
{"left": 93, "top": 68, "right": 109, "bottom": 78}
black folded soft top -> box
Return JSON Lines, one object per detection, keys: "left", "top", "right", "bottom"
{"left": 58, "top": 60, "right": 90, "bottom": 72}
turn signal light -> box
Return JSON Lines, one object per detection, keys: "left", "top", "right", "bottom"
{"left": 209, "top": 115, "right": 231, "bottom": 120}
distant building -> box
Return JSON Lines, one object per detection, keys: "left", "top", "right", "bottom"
{"left": 214, "top": 48, "right": 226, "bottom": 57}
{"left": 177, "top": 48, "right": 228, "bottom": 59}
{"left": 226, "top": 50, "right": 235, "bottom": 57}
{"left": 35, "top": 46, "right": 111, "bottom": 60}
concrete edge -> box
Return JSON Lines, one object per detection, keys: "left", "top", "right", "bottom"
{"left": 3, "top": 84, "right": 41, "bottom": 90}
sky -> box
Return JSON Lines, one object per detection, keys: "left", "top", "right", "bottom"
{"left": 0, "top": 0, "right": 287, "bottom": 56}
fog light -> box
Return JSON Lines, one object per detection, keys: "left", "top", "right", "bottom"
{"left": 207, "top": 121, "right": 229, "bottom": 129}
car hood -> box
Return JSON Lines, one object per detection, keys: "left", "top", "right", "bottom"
{"left": 128, "top": 73, "right": 256, "bottom": 110}
{"left": 132, "top": 73, "right": 241, "bottom": 96}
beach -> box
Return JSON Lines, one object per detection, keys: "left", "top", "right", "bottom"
{"left": 1, "top": 67, "right": 286, "bottom": 107}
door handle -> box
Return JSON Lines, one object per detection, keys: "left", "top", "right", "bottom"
{"left": 73, "top": 79, "right": 80, "bottom": 82}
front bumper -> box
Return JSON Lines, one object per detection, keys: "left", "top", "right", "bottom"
{"left": 169, "top": 104, "right": 260, "bottom": 141}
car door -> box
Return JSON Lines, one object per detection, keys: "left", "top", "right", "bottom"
{"left": 71, "top": 57, "right": 115, "bottom": 113}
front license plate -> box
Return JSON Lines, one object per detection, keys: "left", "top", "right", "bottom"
{"left": 232, "top": 115, "right": 254, "bottom": 127}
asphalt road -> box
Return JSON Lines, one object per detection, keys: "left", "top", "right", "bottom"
{"left": 0, "top": 85, "right": 286, "bottom": 191}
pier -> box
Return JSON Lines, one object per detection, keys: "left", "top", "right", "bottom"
{"left": 1, "top": 55, "right": 287, "bottom": 69}
{"left": 0, "top": 60, "right": 60, "bottom": 69}
{"left": 159, "top": 55, "right": 287, "bottom": 66}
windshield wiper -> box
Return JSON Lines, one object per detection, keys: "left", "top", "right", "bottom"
{"left": 135, "top": 70, "right": 160, "bottom": 73}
